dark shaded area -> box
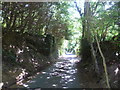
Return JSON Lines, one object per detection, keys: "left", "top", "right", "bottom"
{"left": 78, "top": 40, "right": 120, "bottom": 88}
{"left": 80, "top": 38, "right": 92, "bottom": 64}
{"left": 2, "top": 31, "right": 58, "bottom": 88}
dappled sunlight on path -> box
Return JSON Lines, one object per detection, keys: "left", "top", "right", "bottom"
{"left": 22, "top": 54, "right": 81, "bottom": 88}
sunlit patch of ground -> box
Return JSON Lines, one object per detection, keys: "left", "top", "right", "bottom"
{"left": 59, "top": 54, "right": 77, "bottom": 58}
{"left": 21, "top": 54, "right": 81, "bottom": 88}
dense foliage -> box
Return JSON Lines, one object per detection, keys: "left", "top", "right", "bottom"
{"left": 1, "top": 1, "right": 120, "bottom": 88}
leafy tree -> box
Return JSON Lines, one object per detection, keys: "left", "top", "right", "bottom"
{"left": 74, "top": 1, "right": 120, "bottom": 88}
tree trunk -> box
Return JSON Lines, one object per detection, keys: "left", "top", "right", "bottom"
{"left": 81, "top": 2, "right": 92, "bottom": 62}
{"left": 84, "top": 2, "right": 100, "bottom": 75}
{"left": 95, "top": 35, "right": 110, "bottom": 88}
{"left": 75, "top": 2, "right": 100, "bottom": 75}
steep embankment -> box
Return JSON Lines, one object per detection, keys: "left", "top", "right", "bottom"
{"left": 2, "top": 32, "right": 57, "bottom": 88}
{"left": 77, "top": 41, "right": 120, "bottom": 88}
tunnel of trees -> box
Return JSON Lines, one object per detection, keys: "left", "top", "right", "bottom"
{"left": 1, "top": 1, "right": 120, "bottom": 88}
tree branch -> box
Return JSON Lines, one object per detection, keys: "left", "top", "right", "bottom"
{"left": 92, "top": 2, "right": 99, "bottom": 15}
{"left": 95, "top": 35, "right": 110, "bottom": 88}
{"left": 74, "top": 1, "right": 83, "bottom": 17}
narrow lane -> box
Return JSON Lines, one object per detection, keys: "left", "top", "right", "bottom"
{"left": 23, "top": 54, "right": 81, "bottom": 88}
